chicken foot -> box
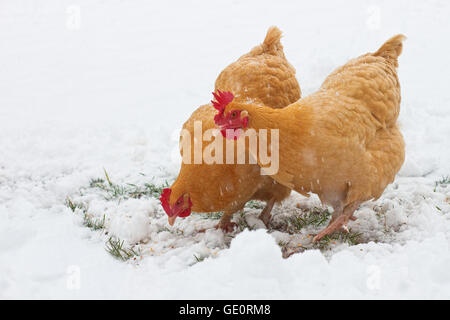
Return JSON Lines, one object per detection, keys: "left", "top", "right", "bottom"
{"left": 258, "top": 197, "right": 276, "bottom": 228}
{"left": 313, "top": 202, "right": 361, "bottom": 242}
{"left": 215, "top": 210, "right": 238, "bottom": 233}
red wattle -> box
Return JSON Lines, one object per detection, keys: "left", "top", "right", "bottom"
{"left": 160, "top": 188, "right": 172, "bottom": 216}
{"left": 243, "top": 117, "right": 249, "bottom": 128}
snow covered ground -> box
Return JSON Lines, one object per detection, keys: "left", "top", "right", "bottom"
{"left": 1, "top": 0, "right": 450, "bottom": 299}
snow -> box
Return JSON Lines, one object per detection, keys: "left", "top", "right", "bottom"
{"left": 1, "top": 0, "right": 450, "bottom": 299}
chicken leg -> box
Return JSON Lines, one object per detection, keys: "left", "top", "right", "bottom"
{"left": 313, "top": 201, "right": 360, "bottom": 242}
{"left": 258, "top": 197, "right": 276, "bottom": 228}
{"left": 328, "top": 204, "right": 357, "bottom": 225}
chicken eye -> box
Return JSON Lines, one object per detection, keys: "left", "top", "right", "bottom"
{"left": 231, "top": 111, "right": 237, "bottom": 118}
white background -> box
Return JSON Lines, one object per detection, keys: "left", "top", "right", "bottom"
{"left": 1, "top": 0, "right": 450, "bottom": 299}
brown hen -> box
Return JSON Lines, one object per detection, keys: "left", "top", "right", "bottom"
{"left": 161, "top": 27, "right": 301, "bottom": 231}
{"left": 216, "top": 35, "right": 406, "bottom": 240}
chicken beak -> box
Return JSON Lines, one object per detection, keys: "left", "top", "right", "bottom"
{"left": 168, "top": 215, "right": 177, "bottom": 226}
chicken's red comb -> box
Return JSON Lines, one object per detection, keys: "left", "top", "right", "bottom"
{"left": 211, "top": 90, "right": 234, "bottom": 113}
{"left": 159, "top": 188, "right": 172, "bottom": 215}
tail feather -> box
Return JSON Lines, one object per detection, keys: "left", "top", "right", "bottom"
{"left": 373, "top": 34, "right": 406, "bottom": 67}
{"left": 262, "top": 26, "right": 283, "bottom": 52}
{"left": 248, "top": 26, "right": 285, "bottom": 58}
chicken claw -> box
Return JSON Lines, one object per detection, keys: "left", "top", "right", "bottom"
{"left": 313, "top": 215, "right": 349, "bottom": 242}
{"left": 215, "top": 222, "right": 238, "bottom": 233}
{"left": 313, "top": 202, "right": 360, "bottom": 242}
